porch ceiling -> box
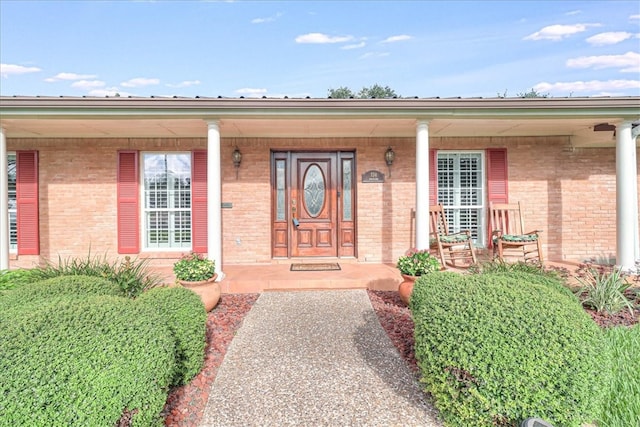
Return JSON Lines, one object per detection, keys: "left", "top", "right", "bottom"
{"left": 2, "top": 96, "right": 637, "bottom": 147}
{"left": 0, "top": 117, "right": 625, "bottom": 147}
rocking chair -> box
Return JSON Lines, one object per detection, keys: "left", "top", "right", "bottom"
{"left": 489, "top": 202, "right": 543, "bottom": 263}
{"left": 429, "top": 204, "right": 477, "bottom": 268}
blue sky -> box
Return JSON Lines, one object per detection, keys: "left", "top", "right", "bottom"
{"left": 1, "top": 0, "right": 639, "bottom": 98}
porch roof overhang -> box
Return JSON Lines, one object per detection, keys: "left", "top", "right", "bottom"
{"left": 1, "top": 96, "right": 638, "bottom": 147}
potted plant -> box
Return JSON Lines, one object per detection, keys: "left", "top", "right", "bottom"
{"left": 396, "top": 248, "right": 441, "bottom": 305}
{"left": 173, "top": 252, "right": 219, "bottom": 311}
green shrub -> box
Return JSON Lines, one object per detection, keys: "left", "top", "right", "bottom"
{"left": 37, "top": 252, "right": 162, "bottom": 297}
{"left": 0, "top": 268, "right": 46, "bottom": 292}
{"left": 575, "top": 267, "right": 636, "bottom": 315}
{"left": 411, "top": 272, "right": 611, "bottom": 427}
{"left": 0, "top": 295, "right": 175, "bottom": 427}
{"left": 600, "top": 325, "right": 640, "bottom": 427}
{"left": 485, "top": 270, "right": 577, "bottom": 301}
{"left": 0, "top": 275, "right": 123, "bottom": 322}
{"left": 138, "top": 286, "right": 207, "bottom": 385}
{"left": 469, "top": 259, "right": 546, "bottom": 275}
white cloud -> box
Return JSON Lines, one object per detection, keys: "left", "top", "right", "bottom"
{"left": 381, "top": 35, "right": 412, "bottom": 43}
{"left": 251, "top": 12, "right": 282, "bottom": 24}
{"left": 166, "top": 80, "right": 201, "bottom": 88}
{"left": 565, "top": 10, "right": 581, "bottom": 16}
{"left": 44, "top": 72, "right": 97, "bottom": 82}
{"left": 358, "top": 51, "right": 390, "bottom": 60}
{"left": 236, "top": 87, "right": 268, "bottom": 97}
{"left": 342, "top": 42, "right": 366, "bottom": 50}
{"left": 524, "top": 23, "right": 600, "bottom": 41}
{"left": 631, "top": 14, "right": 640, "bottom": 20}
{"left": 1, "top": 63, "right": 41, "bottom": 77}
{"left": 533, "top": 79, "right": 640, "bottom": 95}
{"left": 121, "top": 77, "right": 160, "bottom": 87}
{"left": 567, "top": 51, "right": 640, "bottom": 73}
{"left": 70, "top": 80, "right": 106, "bottom": 89}
{"left": 586, "top": 32, "right": 634, "bottom": 46}
{"left": 295, "top": 33, "right": 354, "bottom": 44}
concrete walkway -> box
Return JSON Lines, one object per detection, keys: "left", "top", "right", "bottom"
{"left": 200, "top": 290, "right": 443, "bottom": 427}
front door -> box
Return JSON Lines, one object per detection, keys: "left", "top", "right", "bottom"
{"left": 271, "top": 151, "right": 355, "bottom": 258}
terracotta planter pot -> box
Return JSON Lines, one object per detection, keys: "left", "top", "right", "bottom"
{"left": 178, "top": 274, "right": 220, "bottom": 311}
{"left": 398, "top": 274, "right": 418, "bottom": 306}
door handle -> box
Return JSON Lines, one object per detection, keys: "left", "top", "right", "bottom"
{"left": 292, "top": 218, "right": 300, "bottom": 227}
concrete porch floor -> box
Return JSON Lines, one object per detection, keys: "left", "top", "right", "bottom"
{"left": 155, "top": 261, "right": 403, "bottom": 294}
{"left": 153, "top": 255, "right": 590, "bottom": 294}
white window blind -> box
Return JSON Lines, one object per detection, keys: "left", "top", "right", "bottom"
{"left": 143, "top": 153, "right": 192, "bottom": 249}
{"left": 437, "top": 151, "right": 485, "bottom": 245}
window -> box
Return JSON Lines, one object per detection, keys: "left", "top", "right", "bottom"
{"left": 8, "top": 153, "right": 16, "bottom": 251}
{"left": 142, "top": 153, "right": 192, "bottom": 249}
{"left": 437, "top": 151, "right": 485, "bottom": 245}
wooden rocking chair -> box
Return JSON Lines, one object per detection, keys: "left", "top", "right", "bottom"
{"left": 489, "top": 202, "right": 543, "bottom": 263}
{"left": 429, "top": 204, "right": 477, "bottom": 268}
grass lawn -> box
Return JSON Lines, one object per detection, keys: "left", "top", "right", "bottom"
{"left": 600, "top": 325, "right": 640, "bottom": 427}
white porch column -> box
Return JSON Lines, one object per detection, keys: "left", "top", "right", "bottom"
{"left": 632, "top": 125, "right": 640, "bottom": 262}
{"left": 206, "top": 120, "right": 224, "bottom": 280}
{"left": 616, "top": 121, "right": 638, "bottom": 271}
{"left": 0, "top": 127, "right": 8, "bottom": 270}
{"left": 415, "top": 120, "right": 430, "bottom": 250}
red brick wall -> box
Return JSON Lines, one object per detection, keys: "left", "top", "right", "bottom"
{"left": 7, "top": 135, "right": 637, "bottom": 269}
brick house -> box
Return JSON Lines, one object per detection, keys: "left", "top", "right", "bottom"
{"left": 0, "top": 96, "right": 638, "bottom": 282}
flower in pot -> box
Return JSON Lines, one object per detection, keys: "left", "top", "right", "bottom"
{"left": 174, "top": 252, "right": 219, "bottom": 311}
{"left": 396, "top": 248, "right": 440, "bottom": 277}
{"left": 173, "top": 252, "right": 216, "bottom": 284}
{"left": 396, "top": 248, "right": 440, "bottom": 305}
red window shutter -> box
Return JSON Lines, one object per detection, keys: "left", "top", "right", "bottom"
{"left": 486, "top": 148, "right": 508, "bottom": 247}
{"left": 117, "top": 151, "right": 139, "bottom": 254}
{"left": 16, "top": 151, "right": 39, "bottom": 255}
{"left": 487, "top": 148, "right": 508, "bottom": 205}
{"left": 429, "top": 149, "right": 437, "bottom": 206}
{"left": 191, "top": 150, "right": 208, "bottom": 253}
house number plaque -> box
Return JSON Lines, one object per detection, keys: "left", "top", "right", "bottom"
{"left": 361, "top": 170, "right": 385, "bottom": 183}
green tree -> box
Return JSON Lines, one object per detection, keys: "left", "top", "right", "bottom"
{"left": 497, "top": 88, "right": 550, "bottom": 98}
{"left": 516, "top": 88, "right": 549, "bottom": 98}
{"left": 328, "top": 84, "right": 399, "bottom": 99}
{"left": 327, "top": 86, "right": 356, "bottom": 98}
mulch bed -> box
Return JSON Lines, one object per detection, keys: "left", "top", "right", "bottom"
{"left": 162, "top": 285, "right": 638, "bottom": 426}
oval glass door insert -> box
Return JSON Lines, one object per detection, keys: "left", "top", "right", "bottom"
{"left": 303, "top": 164, "right": 325, "bottom": 217}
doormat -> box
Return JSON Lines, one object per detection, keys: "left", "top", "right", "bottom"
{"left": 290, "top": 263, "right": 341, "bottom": 272}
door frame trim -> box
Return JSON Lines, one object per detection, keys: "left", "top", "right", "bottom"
{"left": 270, "top": 149, "right": 357, "bottom": 259}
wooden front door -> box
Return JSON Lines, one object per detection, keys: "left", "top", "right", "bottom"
{"left": 272, "top": 151, "right": 356, "bottom": 258}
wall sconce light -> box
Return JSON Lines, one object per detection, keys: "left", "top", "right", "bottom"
{"left": 384, "top": 146, "right": 395, "bottom": 177}
{"left": 232, "top": 147, "right": 242, "bottom": 179}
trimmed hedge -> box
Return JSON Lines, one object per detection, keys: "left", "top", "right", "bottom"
{"left": 138, "top": 286, "right": 207, "bottom": 385}
{"left": 0, "top": 275, "right": 123, "bottom": 323}
{"left": 410, "top": 272, "right": 610, "bottom": 427}
{"left": 482, "top": 270, "right": 577, "bottom": 301}
{"left": 0, "top": 296, "right": 174, "bottom": 426}
{"left": 0, "top": 268, "right": 45, "bottom": 292}
{"left": 0, "top": 277, "right": 208, "bottom": 426}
